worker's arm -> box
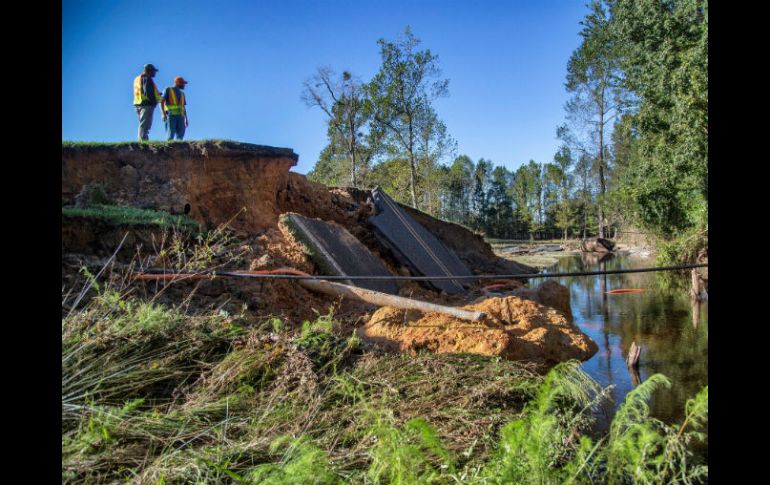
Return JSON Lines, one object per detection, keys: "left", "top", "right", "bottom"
{"left": 160, "top": 88, "right": 168, "bottom": 121}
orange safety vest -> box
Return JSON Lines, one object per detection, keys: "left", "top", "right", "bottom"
{"left": 163, "top": 87, "right": 186, "bottom": 116}
{"left": 133, "top": 74, "right": 162, "bottom": 105}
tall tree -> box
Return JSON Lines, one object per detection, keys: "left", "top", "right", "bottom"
{"left": 563, "top": 1, "right": 627, "bottom": 238}
{"left": 416, "top": 106, "right": 456, "bottom": 215}
{"left": 511, "top": 163, "right": 535, "bottom": 239}
{"left": 551, "top": 146, "right": 576, "bottom": 240}
{"left": 487, "top": 165, "right": 514, "bottom": 238}
{"left": 574, "top": 153, "right": 597, "bottom": 239}
{"left": 609, "top": 0, "right": 708, "bottom": 236}
{"left": 471, "top": 159, "right": 493, "bottom": 232}
{"left": 367, "top": 27, "right": 450, "bottom": 209}
{"left": 302, "top": 67, "right": 372, "bottom": 187}
{"left": 443, "top": 155, "right": 474, "bottom": 225}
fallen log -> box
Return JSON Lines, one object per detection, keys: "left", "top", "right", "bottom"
{"left": 298, "top": 278, "right": 486, "bottom": 322}
{"left": 531, "top": 244, "right": 563, "bottom": 253}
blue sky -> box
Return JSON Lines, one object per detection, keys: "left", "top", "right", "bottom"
{"left": 63, "top": 0, "right": 589, "bottom": 174}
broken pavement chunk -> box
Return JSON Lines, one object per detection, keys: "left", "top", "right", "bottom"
{"left": 281, "top": 212, "right": 400, "bottom": 295}
{"left": 368, "top": 187, "right": 474, "bottom": 294}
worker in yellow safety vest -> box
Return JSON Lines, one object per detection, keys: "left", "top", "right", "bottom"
{"left": 133, "top": 64, "right": 163, "bottom": 141}
{"left": 161, "top": 76, "right": 189, "bottom": 140}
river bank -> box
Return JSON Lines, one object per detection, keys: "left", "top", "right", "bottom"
{"left": 488, "top": 238, "right": 655, "bottom": 270}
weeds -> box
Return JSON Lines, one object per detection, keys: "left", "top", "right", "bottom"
{"left": 62, "top": 232, "right": 707, "bottom": 484}
{"left": 62, "top": 204, "right": 199, "bottom": 231}
{"left": 656, "top": 226, "right": 708, "bottom": 266}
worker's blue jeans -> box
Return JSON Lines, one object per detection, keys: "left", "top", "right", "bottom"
{"left": 165, "top": 114, "right": 186, "bottom": 140}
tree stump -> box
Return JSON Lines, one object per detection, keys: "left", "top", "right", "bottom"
{"left": 626, "top": 341, "right": 641, "bottom": 368}
{"left": 690, "top": 269, "right": 707, "bottom": 301}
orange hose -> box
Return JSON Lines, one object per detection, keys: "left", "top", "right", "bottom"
{"left": 481, "top": 280, "right": 518, "bottom": 292}
{"left": 134, "top": 267, "right": 312, "bottom": 281}
{"left": 605, "top": 288, "right": 646, "bottom": 294}
{"left": 481, "top": 283, "right": 510, "bottom": 292}
{"left": 232, "top": 267, "right": 311, "bottom": 277}
{"left": 134, "top": 273, "right": 211, "bottom": 281}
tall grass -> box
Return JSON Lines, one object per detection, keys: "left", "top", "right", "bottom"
{"left": 62, "top": 228, "right": 707, "bottom": 484}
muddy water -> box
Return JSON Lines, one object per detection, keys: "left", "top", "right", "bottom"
{"left": 532, "top": 253, "right": 708, "bottom": 429}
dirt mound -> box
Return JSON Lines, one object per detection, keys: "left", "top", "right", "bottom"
{"left": 506, "top": 280, "right": 573, "bottom": 322}
{"left": 361, "top": 295, "right": 597, "bottom": 364}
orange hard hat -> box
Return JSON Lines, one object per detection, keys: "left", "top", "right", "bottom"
{"left": 174, "top": 76, "right": 189, "bottom": 85}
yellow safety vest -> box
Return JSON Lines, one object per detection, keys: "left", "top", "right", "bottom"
{"left": 164, "top": 87, "right": 186, "bottom": 116}
{"left": 133, "top": 74, "right": 162, "bottom": 105}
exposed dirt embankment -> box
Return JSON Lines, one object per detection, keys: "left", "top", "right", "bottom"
{"left": 60, "top": 141, "right": 597, "bottom": 364}
{"left": 62, "top": 141, "right": 299, "bottom": 232}
{"left": 62, "top": 141, "right": 534, "bottom": 277}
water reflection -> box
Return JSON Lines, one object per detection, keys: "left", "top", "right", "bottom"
{"left": 533, "top": 254, "right": 709, "bottom": 427}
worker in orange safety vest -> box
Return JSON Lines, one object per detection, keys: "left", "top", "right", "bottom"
{"left": 161, "top": 76, "right": 189, "bottom": 141}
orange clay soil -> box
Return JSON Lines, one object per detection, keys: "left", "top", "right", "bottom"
{"left": 360, "top": 295, "right": 598, "bottom": 365}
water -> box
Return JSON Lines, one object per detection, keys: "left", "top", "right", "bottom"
{"left": 532, "top": 253, "right": 708, "bottom": 429}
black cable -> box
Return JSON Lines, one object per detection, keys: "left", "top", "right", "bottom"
{"left": 141, "top": 263, "right": 708, "bottom": 281}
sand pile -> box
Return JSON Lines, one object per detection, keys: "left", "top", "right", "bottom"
{"left": 360, "top": 295, "right": 598, "bottom": 364}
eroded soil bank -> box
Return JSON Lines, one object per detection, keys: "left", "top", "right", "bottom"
{"left": 62, "top": 141, "right": 597, "bottom": 365}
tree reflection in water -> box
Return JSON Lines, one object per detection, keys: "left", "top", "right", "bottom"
{"left": 534, "top": 253, "right": 708, "bottom": 427}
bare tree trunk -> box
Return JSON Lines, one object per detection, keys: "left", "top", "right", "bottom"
{"left": 409, "top": 154, "right": 418, "bottom": 209}
{"left": 349, "top": 125, "right": 357, "bottom": 188}
{"left": 408, "top": 122, "right": 418, "bottom": 209}
{"left": 598, "top": 107, "right": 606, "bottom": 239}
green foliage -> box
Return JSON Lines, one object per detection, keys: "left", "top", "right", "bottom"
{"left": 480, "top": 361, "right": 603, "bottom": 484}
{"left": 309, "top": 27, "right": 452, "bottom": 210}
{"left": 248, "top": 436, "right": 339, "bottom": 484}
{"left": 608, "top": 0, "right": 708, "bottom": 238}
{"left": 62, "top": 245, "right": 706, "bottom": 483}
{"left": 77, "top": 182, "right": 113, "bottom": 205}
{"left": 62, "top": 204, "right": 199, "bottom": 230}
{"left": 63, "top": 398, "right": 146, "bottom": 456}
{"left": 302, "top": 68, "right": 373, "bottom": 188}
{"left": 602, "top": 375, "right": 708, "bottom": 484}
{"left": 61, "top": 138, "right": 238, "bottom": 149}
{"left": 365, "top": 414, "right": 455, "bottom": 484}
{"left": 656, "top": 226, "right": 707, "bottom": 266}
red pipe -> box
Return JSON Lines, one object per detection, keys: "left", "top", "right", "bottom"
{"left": 134, "top": 267, "right": 312, "bottom": 281}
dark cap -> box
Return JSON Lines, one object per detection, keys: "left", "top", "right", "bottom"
{"left": 144, "top": 63, "right": 159, "bottom": 73}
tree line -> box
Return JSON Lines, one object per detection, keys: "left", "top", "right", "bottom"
{"left": 304, "top": 1, "right": 707, "bottom": 254}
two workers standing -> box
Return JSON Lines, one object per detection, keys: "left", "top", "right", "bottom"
{"left": 133, "top": 64, "right": 189, "bottom": 141}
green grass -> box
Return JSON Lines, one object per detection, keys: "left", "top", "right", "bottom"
{"left": 62, "top": 204, "right": 199, "bottom": 230}
{"left": 61, "top": 235, "right": 707, "bottom": 484}
{"left": 62, "top": 294, "right": 707, "bottom": 483}
{"left": 61, "top": 139, "right": 237, "bottom": 149}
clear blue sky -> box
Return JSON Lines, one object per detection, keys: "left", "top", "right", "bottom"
{"left": 63, "top": 0, "right": 589, "bottom": 174}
